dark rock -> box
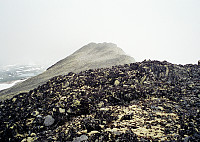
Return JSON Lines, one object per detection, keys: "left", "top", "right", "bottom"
{"left": 184, "top": 136, "right": 190, "bottom": 142}
{"left": 81, "top": 117, "right": 101, "bottom": 132}
{"left": 121, "top": 114, "right": 133, "bottom": 120}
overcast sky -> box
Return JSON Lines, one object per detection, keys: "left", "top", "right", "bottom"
{"left": 0, "top": 0, "right": 199, "bottom": 66}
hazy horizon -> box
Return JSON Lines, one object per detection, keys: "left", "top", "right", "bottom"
{"left": 0, "top": 0, "right": 200, "bottom": 66}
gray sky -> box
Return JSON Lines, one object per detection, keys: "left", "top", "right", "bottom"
{"left": 0, "top": 0, "right": 199, "bottom": 66}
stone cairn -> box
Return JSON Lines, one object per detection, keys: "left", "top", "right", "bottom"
{"left": 0, "top": 60, "right": 200, "bottom": 141}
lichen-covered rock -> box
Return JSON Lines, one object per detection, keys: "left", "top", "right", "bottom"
{"left": 114, "top": 80, "right": 120, "bottom": 86}
{"left": 0, "top": 60, "right": 200, "bottom": 141}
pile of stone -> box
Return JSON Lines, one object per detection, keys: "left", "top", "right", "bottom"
{"left": 0, "top": 60, "right": 200, "bottom": 141}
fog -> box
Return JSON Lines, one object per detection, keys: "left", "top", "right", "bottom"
{"left": 0, "top": 0, "right": 200, "bottom": 67}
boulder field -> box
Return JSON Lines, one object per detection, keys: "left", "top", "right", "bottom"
{"left": 0, "top": 60, "right": 200, "bottom": 141}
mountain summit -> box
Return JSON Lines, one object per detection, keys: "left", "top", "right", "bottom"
{"left": 0, "top": 42, "right": 135, "bottom": 100}
{"left": 47, "top": 42, "right": 134, "bottom": 73}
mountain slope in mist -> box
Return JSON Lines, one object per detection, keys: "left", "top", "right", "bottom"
{"left": 0, "top": 42, "right": 135, "bottom": 100}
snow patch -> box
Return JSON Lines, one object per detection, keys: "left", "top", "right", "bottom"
{"left": 0, "top": 79, "right": 26, "bottom": 91}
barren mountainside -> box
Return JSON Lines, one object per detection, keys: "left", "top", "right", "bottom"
{"left": 0, "top": 43, "right": 135, "bottom": 100}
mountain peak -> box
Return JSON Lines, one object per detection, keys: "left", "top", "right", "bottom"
{"left": 48, "top": 42, "right": 133, "bottom": 70}
{"left": 73, "top": 42, "right": 124, "bottom": 56}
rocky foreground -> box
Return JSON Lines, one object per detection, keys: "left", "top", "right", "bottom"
{"left": 0, "top": 60, "right": 200, "bottom": 142}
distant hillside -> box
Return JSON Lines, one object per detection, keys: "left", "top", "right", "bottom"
{"left": 0, "top": 64, "right": 44, "bottom": 91}
{"left": 0, "top": 42, "right": 135, "bottom": 100}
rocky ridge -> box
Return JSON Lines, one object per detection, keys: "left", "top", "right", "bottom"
{"left": 0, "top": 42, "right": 135, "bottom": 100}
{"left": 0, "top": 60, "right": 200, "bottom": 141}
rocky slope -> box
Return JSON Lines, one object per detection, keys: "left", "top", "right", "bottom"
{"left": 0, "top": 42, "right": 135, "bottom": 100}
{"left": 0, "top": 60, "right": 200, "bottom": 141}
